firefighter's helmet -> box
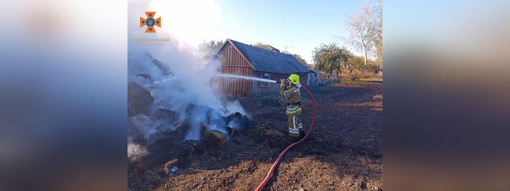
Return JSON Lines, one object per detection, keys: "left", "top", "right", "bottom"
{"left": 288, "top": 74, "right": 300, "bottom": 85}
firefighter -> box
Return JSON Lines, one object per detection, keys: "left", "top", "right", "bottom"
{"left": 279, "top": 74, "right": 306, "bottom": 138}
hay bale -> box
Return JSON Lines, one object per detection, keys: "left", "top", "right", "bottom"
{"left": 133, "top": 161, "right": 146, "bottom": 175}
{"left": 202, "top": 130, "right": 227, "bottom": 149}
{"left": 182, "top": 140, "right": 205, "bottom": 156}
{"left": 128, "top": 82, "right": 153, "bottom": 117}
{"left": 227, "top": 127, "right": 238, "bottom": 137}
{"left": 155, "top": 109, "right": 175, "bottom": 119}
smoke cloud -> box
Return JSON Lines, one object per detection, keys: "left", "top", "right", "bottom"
{"left": 127, "top": 0, "right": 247, "bottom": 161}
{"left": 127, "top": 141, "right": 149, "bottom": 162}
{"left": 128, "top": 50, "right": 248, "bottom": 143}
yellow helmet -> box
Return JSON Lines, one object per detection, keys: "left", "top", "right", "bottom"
{"left": 287, "top": 74, "right": 300, "bottom": 85}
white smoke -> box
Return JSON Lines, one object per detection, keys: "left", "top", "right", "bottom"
{"left": 128, "top": 52, "right": 248, "bottom": 144}
{"left": 224, "top": 100, "right": 250, "bottom": 118}
{"left": 127, "top": 0, "right": 247, "bottom": 151}
{"left": 128, "top": 141, "right": 149, "bottom": 162}
{"left": 131, "top": 115, "right": 167, "bottom": 143}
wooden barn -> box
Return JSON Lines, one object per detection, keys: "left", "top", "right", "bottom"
{"left": 209, "top": 39, "right": 311, "bottom": 96}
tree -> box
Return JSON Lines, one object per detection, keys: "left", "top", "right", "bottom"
{"left": 253, "top": 42, "right": 265, "bottom": 47}
{"left": 346, "top": 55, "right": 365, "bottom": 73}
{"left": 282, "top": 50, "right": 308, "bottom": 67}
{"left": 313, "top": 43, "right": 351, "bottom": 80}
{"left": 254, "top": 43, "right": 308, "bottom": 66}
{"left": 291, "top": 53, "right": 308, "bottom": 67}
{"left": 198, "top": 40, "right": 225, "bottom": 60}
{"left": 343, "top": 0, "right": 382, "bottom": 73}
{"left": 253, "top": 42, "right": 280, "bottom": 52}
{"left": 373, "top": 0, "right": 383, "bottom": 72}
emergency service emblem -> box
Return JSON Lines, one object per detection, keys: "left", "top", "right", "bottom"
{"left": 140, "top": 12, "right": 161, "bottom": 33}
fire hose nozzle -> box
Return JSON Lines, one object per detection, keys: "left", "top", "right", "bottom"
{"left": 276, "top": 79, "right": 287, "bottom": 84}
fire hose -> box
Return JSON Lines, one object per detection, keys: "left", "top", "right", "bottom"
{"left": 255, "top": 84, "right": 317, "bottom": 191}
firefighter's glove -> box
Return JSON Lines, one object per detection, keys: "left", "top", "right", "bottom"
{"left": 280, "top": 80, "right": 285, "bottom": 87}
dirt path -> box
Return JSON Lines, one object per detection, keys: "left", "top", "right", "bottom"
{"left": 128, "top": 82, "right": 383, "bottom": 191}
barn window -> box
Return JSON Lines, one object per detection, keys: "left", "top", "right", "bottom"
{"left": 260, "top": 73, "right": 270, "bottom": 87}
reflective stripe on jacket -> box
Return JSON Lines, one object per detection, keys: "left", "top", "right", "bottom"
{"left": 280, "top": 85, "right": 301, "bottom": 116}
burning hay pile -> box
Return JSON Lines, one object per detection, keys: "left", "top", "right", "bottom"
{"left": 127, "top": 52, "right": 252, "bottom": 165}
{"left": 183, "top": 111, "right": 250, "bottom": 156}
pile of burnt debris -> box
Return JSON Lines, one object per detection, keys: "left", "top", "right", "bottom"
{"left": 128, "top": 81, "right": 252, "bottom": 155}
{"left": 182, "top": 111, "right": 251, "bottom": 156}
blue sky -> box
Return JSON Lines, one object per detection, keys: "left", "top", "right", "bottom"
{"left": 210, "top": 0, "right": 366, "bottom": 64}
{"left": 129, "top": 0, "right": 370, "bottom": 64}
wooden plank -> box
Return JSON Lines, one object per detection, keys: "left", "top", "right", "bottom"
{"left": 227, "top": 47, "right": 230, "bottom": 66}
{"left": 214, "top": 42, "right": 260, "bottom": 96}
{"left": 229, "top": 47, "right": 232, "bottom": 65}
{"left": 226, "top": 39, "right": 256, "bottom": 70}
{"left": 244, "top": 68, "right": 248, "bottom": 95}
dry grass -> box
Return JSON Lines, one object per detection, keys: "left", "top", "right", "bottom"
{"left": 335, "top": 71, "right": 383, "bottom": 83}
{"left": 265, "top": 129, "right": 284, "bottom": 136}
{"left": 360, "top": 78, "right": 383, "bottom": 82}
{"left": 336, "top": 91, "right": 383, "bottom": 111}
{"left": 337, "top": 101, "right": 382, "bottom": 112}
{"left": 373, "top": 94, "right": 383, "bottom": 100}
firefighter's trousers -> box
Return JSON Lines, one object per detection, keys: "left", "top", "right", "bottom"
{"left": 286, "top": 105, "right": 303, "bottom": 137}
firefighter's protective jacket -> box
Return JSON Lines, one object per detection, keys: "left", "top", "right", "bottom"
{"left": 279, "top": 85, "right": 302, "bottom": 116}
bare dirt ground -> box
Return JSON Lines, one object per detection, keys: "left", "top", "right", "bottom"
{"left": 128, "top": 81, "right": 383, "bottom": 191}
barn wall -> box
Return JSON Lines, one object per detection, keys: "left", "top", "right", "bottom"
{"left": 213, "top": 43, "right": 254, "bottom": 96}
{"left": 212, "top": 43, "right": 310, "bottom": 96}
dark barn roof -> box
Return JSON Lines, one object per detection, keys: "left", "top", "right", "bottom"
{"left": 219, "top": 39, "right": 310, "bottom": 74}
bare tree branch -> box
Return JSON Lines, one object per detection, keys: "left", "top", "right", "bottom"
{"left": 344, "top": 0, "right": 381, "bottom": 73}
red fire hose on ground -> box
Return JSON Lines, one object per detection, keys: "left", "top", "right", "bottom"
{"left": 255, "top": 85, "right": 317, "bottom": 191}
